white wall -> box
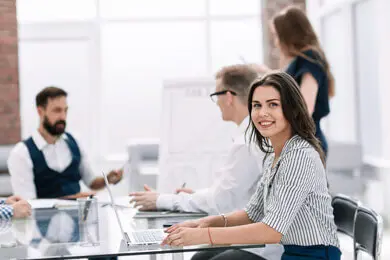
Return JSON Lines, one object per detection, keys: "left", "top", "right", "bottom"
{"left": 307, "top": 0, "right": 389, "bottom": 162}
{"left": 353, "top": 0, "right": 382, "bottom": 160}
{"left": 18, "top": 23, "right": 100, "bottom": 162}
{"left": 308, "top": 0, "right": 390, "bottom": 218}
{"left": 16, "top": 0, "right": 263, "bottom": 170}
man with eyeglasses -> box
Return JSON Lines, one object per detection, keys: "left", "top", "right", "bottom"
{"left": 131, "top": 65, "right": 263, "bottom": 214}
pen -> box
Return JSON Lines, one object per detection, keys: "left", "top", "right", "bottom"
{"left": 83, "top": 195, "right": 94, "bottom": 221}
{"left": 175, "top": 182, "right": 187, "bottom": 194}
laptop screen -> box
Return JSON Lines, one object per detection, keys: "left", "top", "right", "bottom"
{"left": 102, "top": 172, "right": 129, "bottom": 243}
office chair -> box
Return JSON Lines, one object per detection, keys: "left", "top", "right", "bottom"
{"left": 127, "top": 139, "right": 159, "bottom": 192}
{"left": 332, "top": 194, "right": 359, "bottom": 237}
{"left": 354, "top": 205, "right": 383, "bottom": 260}
{"left": 0, "top": 145, "right": 15, "bottom": 196}
{"left": 331, "top": 194, "right": 360, "bottom": 259}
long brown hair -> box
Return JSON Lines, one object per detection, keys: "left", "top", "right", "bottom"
{"left": 272, "top": 6, "right": 335, "bottom": 98}
{"left": 247, "top": 71, "right": 326, "bottom": 166}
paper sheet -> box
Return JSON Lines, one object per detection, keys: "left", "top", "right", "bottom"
{"left": 27, "top": 199, "right": 57, "bottom": 209}
{"left": 27, "top": 199, "right": 79, "bottom": 209}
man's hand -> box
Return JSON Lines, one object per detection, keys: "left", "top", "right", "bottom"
{"left": 12, "top": 200, "right": 32, "bottom": 219}
{"left": 143, "top": 184, "right": 153, "bottom": 191}
{"left": 107, "top": 169, "right": 123, "bottom": 184}
{"left": 129, "top": 185, "right": 158, "bottom": 211}
{"left": 5, "top": 195, "right": 22, "bottom": 205}
{"left": 61, "top": 191, "right": 96, "bottom": 200}
{"left": 175, "top": 188, "right": 194, "bottom": 194}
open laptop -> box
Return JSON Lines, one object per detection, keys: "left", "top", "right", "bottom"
{"left": 102, "top": 172, "right": 166, "bottom": 246}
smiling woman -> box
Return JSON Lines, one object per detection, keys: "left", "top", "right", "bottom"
{"left": 249, "top": 86, "right": 291, "bottom": 159}
{"left": 162, "top": 71, "right": 341, "bottom": 260}
{"left": 247, "top": 71, "right": 325, "bottom": 165}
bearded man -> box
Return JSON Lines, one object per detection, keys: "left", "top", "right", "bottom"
{"left": 8, "top": 87, "right": 123, "bottom": 199}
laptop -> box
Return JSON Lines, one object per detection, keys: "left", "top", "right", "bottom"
{"left": 102, "top": 172, "right": 166, "bottom": 246}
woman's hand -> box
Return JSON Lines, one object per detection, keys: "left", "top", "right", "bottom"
{"left": 162, "top": 227, "right": 209, "bottom": 246}
{"left": 165, "top": 218, "right": 211, "bottom": 234}
{"left": 165, "top": 220, "right": 201, "bottom": 233}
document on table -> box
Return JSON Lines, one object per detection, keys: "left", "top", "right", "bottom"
{"left": 99, "top": 195, "right": 133, "bottom": 208}
{"left": 27, "top": 199, "right": 56, "bottom": 209}
{"left": 27, "top": 199, "right": 78, "bottom": 209}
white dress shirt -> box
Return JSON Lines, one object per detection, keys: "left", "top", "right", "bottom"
{"left": 7, "top": 130, "right": 97, "bottom": 199}
{"left": 156, "top": 116, "right": 263, "bottom": 215}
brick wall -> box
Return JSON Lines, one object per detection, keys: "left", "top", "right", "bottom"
{"left": 0, "top": 0, "right": 20, "bottom": 145}
{"left": 261, "top": 0, "right": 306, "bottom": 69}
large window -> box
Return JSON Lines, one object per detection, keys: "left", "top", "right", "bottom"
{"left": 17, "top": 0, "right": 263, "bottom": 163}
{"left": 100, "top": 22, "right": 208, "bottom": 154}
{"left": 17, "top": 0, "right": 96, "bottom": 22}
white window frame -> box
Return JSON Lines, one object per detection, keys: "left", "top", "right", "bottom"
{"left": 17, "top": 0, "right": 263, "bottom": 168}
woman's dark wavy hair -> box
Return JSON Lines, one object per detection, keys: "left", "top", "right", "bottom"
{"left": 246, "top": 71, "right": 326, "bottom": 166}
{"left": 272, "top": 6, "right": 335, "bottom": 98}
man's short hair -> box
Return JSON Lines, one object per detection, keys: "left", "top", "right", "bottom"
{"left": 36, "top": 86, "right": 67, "bottom": 108}
{"left": 215, "top": 65, "right": 258, "bottom": 104}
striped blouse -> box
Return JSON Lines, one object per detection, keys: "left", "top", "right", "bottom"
{"left": 245, "top": 135, "right": 339, "bottom": 247}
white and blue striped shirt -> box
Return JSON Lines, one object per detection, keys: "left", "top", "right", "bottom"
{"left": 245, "top": 135, "right": 339, "bottom": 247}
{"left": 0, "top": 200, "right": 13, "bottom": 220}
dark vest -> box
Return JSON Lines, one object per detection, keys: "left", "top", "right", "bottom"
{"left": 23, "top": 132, "right": 82, "bottom": 198}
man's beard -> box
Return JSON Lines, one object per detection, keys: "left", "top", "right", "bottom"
{"left": 43, "top": 116, "right": 66, "bottom": 136}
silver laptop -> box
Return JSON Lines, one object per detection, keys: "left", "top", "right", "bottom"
{"left": 102, "top": 172, "right": 166, "bottom": 245}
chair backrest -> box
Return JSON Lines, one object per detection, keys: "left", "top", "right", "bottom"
{"left": 128, "top": 141, "right": 159, "bottom": 163}
{"left": 0, "top": 145, "right": 15, "bottom": 196}
{"left": 127, "top": 139, "right": 159, "bottom": 192}
{"left": 354, "top": 205, "right": 383, "bottom": 260}
{"left": 332, "top": 194, "right": 359, "bottom": 237}
{"left": 0, "top": 145, "right": 14, "bottom": 173}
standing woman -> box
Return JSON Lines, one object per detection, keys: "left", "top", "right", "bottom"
{"left": 254, "top": 6, "right": 335, "bottom": 157}
{"left": 162, "top": 72, "right": 341, "bottom": 260}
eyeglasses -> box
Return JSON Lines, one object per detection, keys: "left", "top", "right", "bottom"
{"left": 209, "top": 90, "right": 237, "bottom": 103}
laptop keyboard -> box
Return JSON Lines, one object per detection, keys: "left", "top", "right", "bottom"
{"left": 132, "top": 229, "right": 166, "bottom": 244}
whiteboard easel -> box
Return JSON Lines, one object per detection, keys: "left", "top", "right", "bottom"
{"left": 157, "top": 78, "right": 236, "bottom": 193}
